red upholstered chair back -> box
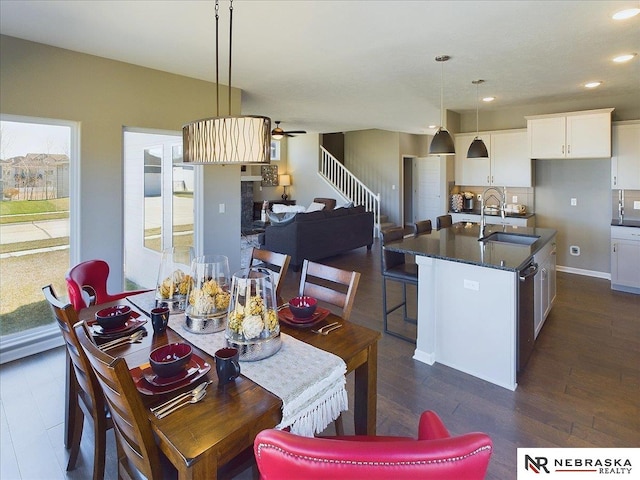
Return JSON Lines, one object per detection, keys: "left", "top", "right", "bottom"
{"left": 66, "top": 259, "right": 150, "bottom": 311}
{"left": 255, "top": 410, "right": 492, "bottom": 480}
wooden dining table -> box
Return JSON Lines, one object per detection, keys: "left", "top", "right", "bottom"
{"left": 78, "top": 297, "right": 380, "bottom": 480}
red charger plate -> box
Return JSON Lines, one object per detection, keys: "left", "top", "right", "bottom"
{"left": 131, "top": 354, "right": 210, "bottom": 395}
{"left": 278, "top": 307, "right": 331, "bottom": 328}
{"left": 89, "top": 312, "right": 146, "bottom": 338}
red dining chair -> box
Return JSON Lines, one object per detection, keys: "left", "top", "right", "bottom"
{"left": 254, "top": 410, "right": 492, "bottom": 480}
{"left": 66, "top": 259, "right": 151, "bottom": 311}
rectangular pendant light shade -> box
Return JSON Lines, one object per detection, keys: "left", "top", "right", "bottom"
{"left": 183, "top": 115, "right": 271, "bottom": 164}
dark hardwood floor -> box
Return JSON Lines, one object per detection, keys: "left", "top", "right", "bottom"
{"left": 1, "top": 238, "right": 638, "bottom": 479}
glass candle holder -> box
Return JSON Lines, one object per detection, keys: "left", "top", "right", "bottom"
{"left": 225, "top": 267, "right": 281, "bottom": 361}
{"left": 155, "top": 246, "right": 194, "bottom": 311}
{"left": 184, "top": 255, "right": 231, "bottom": 334}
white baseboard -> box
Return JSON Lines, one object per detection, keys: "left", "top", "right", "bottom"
{"left": 557, "top": 265, "right": 610, "bottom": 280}
{"left": 413, "top": 349, "right": 435, "bottom": 365}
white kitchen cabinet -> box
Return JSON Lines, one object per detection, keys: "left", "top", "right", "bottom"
{"left": 611, "top": 121, "right": 640, "bottom": 190}
{"left": 450, "top": 212, "right": 535, "bottom": 227}
{"left": 611, "top": 226, "right": 640, "bottom": 293}
{"left": 534, "top": 235, "right": 556, "bottom": 338}
{"left": 526, "top": 108, "right": 614, "bottom": 159}
{"left": 455, "top": 129, "right": 531, "bottom": 187}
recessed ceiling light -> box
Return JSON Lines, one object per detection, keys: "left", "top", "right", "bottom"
{"left": 584, "top": 81, "right": 602, "bottom": 89}
{"left": 482, "top": 96, "right": 495, "bottom": 102}
{"left": 612, "top": 8, "right": 640, "bottom": 20}
{"left": 613, "top": 53, "right": 637, "bottom": 63}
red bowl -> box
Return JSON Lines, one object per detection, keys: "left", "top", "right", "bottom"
{"left": 95, "top": 305, "right": 131, "bottom": 330}
{"left": 288, "top": 296, "right": 318, "bottom": 319}
{"left": 149, "top": 343, "right": 193, "bottom": 378}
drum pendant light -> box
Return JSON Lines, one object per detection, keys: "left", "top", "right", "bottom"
{"left": 429, "top": 55, "right": 455, "bottom": 156}
{"left": 183, "top": 0, "right": 271, "bottom": 165}
{"left": 467, "top": 79, "right": 488, "bottom": 158}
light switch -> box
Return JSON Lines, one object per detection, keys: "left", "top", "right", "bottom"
{"left": 512, "top": 195, "right": 518, "bottom": 203}
{"left": 219, "top": 203, "right": 225, "bottom": 213}
{"left": 570, "top": 198, "right": 577, "bottom": 206}
{"left": 463, "top": 279, "right": 479, "bottom": 291}
{"left": 634, "top": 201, "right": 640, "bottom": 210}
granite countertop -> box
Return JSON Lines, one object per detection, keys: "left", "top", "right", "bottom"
{"left": 611, "top": 219, "right": 640, "bottom": 228}
{"left": 385, "top": 223, "right": 557, "bottom": 272}
{"left": 449, "top": 209, "right": 536, "bottom": 219}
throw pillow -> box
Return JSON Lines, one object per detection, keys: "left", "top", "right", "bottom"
{"left": 306, "top": 201, "right": 326, "bottom": 213}
{"left": 267, "top": 211, "right": 297, "bottom": 226}
{"left": 272, "top": 204, "right": 306, "bottom": 214}
{"left": 336, "top": 201, "right": 354, "bottom": 209}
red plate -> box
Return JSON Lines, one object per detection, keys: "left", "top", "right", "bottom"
{"left": 142, "top": 358, "right": 201, "bottom": 387}
{"left": 89, "top": 313, "right": 146, "bottom": 339}
{"left": 278, "top": 307, "right": 331, "bottom": 328}
{"left": 131, "top": 354, "right": 211, "bottom": 396}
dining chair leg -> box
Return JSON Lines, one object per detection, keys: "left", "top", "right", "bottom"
{"left": 64, "top": 354, "right": 75, "bottom": 449}
{"left": 66, "top": 405, "right": 83, "bottom": 470}
{"left": 92, "top": 417, "right": 107, "bottom": 480}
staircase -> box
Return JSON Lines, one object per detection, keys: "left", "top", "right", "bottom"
{"left": 319, "top": 147, "right": 384, "bottom": 237}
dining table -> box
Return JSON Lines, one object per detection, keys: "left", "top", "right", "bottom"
{"left": 77, "top": 293, "right": 380, "bottom": 480}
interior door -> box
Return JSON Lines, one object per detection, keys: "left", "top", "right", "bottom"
{"left": 414, "top": 156, "right": 441, "bottom": 226}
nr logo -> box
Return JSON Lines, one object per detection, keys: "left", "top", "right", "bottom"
{"left": 525, "top": 454, "right": 550, "bottom": 474}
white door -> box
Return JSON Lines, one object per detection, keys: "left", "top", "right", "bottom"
{"left": 414, "top": 156, "right": 441, "bottom": 226}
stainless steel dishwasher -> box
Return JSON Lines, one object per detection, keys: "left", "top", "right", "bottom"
{"left": 517, "top": 258, "right": 538, "bottom": 377}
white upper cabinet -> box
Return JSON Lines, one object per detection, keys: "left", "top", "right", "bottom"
{"left": 611, "top": 121, "right": 640, "bottom": 190}
{"left": 454, "top": 129, "right": 531, "bottom": 187}
{"left": 526, "top": 108, "right": 614, "bottom": 159}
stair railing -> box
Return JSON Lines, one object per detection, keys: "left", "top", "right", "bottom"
{"left": 319, "top": 146, "right": 381, "bottom": 237}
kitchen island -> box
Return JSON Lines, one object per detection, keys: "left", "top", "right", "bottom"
{"left": 385, "top": 222, "right": 557, "bottom": 390}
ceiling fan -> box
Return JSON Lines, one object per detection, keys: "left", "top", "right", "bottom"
{"left": 271, "top": 121, "right": 307, "bottom": 140}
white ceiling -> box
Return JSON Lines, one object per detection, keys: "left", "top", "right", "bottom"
{"left": 1, "top": 0, "right": 639, "bottom": 134}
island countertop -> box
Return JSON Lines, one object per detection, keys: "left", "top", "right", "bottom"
{"left": 384, "top": 223, "right": 557, "bottom": 272}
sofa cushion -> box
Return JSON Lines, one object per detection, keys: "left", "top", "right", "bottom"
{"left": 295, "top": 211, "right": 326, "bottom": 222}
{"left": 312, "top": 198, "right": 337, "bottom": 210}
{"left": 267, "top": 211, "right": 297, "bottom": 226}
{"left": 349, "top": 205, "right": 366, "bottom": 214}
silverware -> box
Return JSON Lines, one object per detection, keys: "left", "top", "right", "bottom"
{"left": 98, "top": 330, "right": 144, "bottom": 351}
{"left": 277, "top": 303, "right": 289, "bottom": 311}
{"left": 312, "top": 322, "right": 341, "bottom": 335}
{"left": 150, "top": 381, "right": 212, "bottom": 415}
{"left": 156, "top": 388, "right": 207, "bottom": 419}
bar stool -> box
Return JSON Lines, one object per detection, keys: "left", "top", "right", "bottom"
{"left": 412, "top": 219, "right": 432, "bottom": 236}
{"left": 436, "top": 214, "right": 452, "bottom": 230}
{"left": 381, "top": 227, "right": 418, "bottom": 343}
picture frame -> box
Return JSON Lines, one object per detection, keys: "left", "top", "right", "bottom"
{"left": 261, "top": 164, "right": 279, "bottom": 186}
{"left": 270, "top": 140, "right": 280, "bottom": 161}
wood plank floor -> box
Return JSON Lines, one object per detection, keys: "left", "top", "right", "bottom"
{"left": 1, "top": 238, "right": 638, "bottom": 479}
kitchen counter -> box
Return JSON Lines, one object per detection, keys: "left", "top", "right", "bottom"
{"left": 385, "top": 223, "right": 557, "bottom": 272}
{"left": 450, "top": 209, "right": 536, "bottom": 219}
{"left": 611, "top": 219, "right": 640, "bottom": 228}
{"left": 386, "top": 222, "right": 557, "bottom": 391}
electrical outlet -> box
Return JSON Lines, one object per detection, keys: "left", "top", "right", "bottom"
{"left": 477, "top": 194, "right": 482, "bottom": 201}
{"left": 570, "top": 245, "right": 580, "bottom": 256}
{"left": 634, "top": 201, "right": 640, "bottom": 210}
{"left": 570, "top": 198, "right": 577, "bottom": 206}
{"left": 512, "top": 195, "right": 518, "bottom": 203}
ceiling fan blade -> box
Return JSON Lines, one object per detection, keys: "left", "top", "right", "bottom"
{"left": 284, "top": 130, "right": 307, "bottom": 135}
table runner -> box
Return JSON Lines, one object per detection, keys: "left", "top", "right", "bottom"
{"left": 166, "top": 314, "right": 348, "bottom": 437}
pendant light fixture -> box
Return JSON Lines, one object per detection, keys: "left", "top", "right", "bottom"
{"left": 183, "top": 0, "right": 271, "bottom": 165}
{"left": 429, "top": 55, "right": 455, "bottom": 156}
{"left": 467, "top": 79, "right": 489, "bottom": 158}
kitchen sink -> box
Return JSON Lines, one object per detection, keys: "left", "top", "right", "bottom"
{"left": 479, "top": 232, "right": 540, "bottom": 246}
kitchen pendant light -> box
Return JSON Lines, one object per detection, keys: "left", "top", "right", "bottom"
{"left": 429, "top": 55, "right": 455, "bottom": 156}
{"left": 467, "top": 79, "right": 488, "bottom": 158}
{"left": 183, "top": 0, "right": 271, "bottom": 165}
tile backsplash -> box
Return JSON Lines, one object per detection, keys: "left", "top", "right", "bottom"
{"left": 611, "top": 190, "right": 640, "bottom": 221}
{"left": 452, "top": 186, "right": 535, "bottom": 213}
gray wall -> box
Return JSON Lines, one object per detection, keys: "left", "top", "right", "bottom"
{"left": 535, "top": 159, "right": 611, "bottom": 273}
{"left": 0, "top": 34, "right": 243, "bottom": 288}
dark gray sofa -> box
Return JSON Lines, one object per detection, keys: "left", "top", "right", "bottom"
{"left": 259, "top": 205, "right": 374, "bottom": 270}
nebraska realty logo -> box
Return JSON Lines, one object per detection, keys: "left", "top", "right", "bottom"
{"left": 517, "top": 448, "right": 639, "bottom": 478}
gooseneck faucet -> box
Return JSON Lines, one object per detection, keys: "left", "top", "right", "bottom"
{"left": 479, "top": 186, "right": 506, "bottom": 238}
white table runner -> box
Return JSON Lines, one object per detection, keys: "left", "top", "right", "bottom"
{"left": 167, "top": 314, "right": 348, "bottom": 437}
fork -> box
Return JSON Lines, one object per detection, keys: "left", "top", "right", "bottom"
{"left": 312, "top": 322, "right": 341, "bottom": 335}
{"left": 150, "top": 381, "right": 212, "bottom": 415}
{"left": 98, "top": 330, "right": 144, "bottom": 351}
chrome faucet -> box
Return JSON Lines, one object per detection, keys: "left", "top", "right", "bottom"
{"left": 479, "top": 186, "right": 506, "bottom": 238}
